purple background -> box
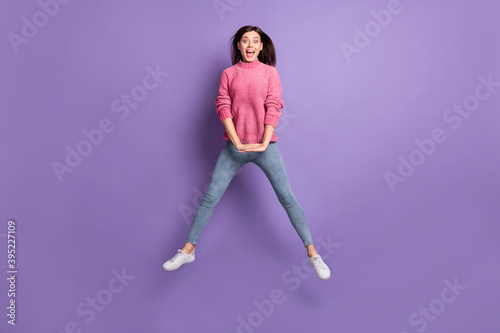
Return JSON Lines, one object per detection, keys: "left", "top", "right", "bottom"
{"left": 1, "top": 0, "right": 499, "bottom": 332}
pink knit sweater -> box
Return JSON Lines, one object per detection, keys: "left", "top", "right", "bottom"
{"left": 215, "top": 58, "right": 284, "bottom": 144}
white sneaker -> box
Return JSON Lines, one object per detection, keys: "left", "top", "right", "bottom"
{"left": 308, "top": 254, "right": 331, "bottom": 280}
{"left": 162, "top": 249, "right": 195, "bottom": 271}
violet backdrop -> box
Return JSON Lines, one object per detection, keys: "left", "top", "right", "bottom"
{"left": 1, "top": 0, "right": 499, "bottom": 332}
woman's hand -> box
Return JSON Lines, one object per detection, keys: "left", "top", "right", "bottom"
{"left": 239, "top": 125, "right": 274, "bottom": 152}
{"left": 236, "top": 143, "right": 264, "bottom": 153}
{"left": 237, "top": 142, "right": 269, "bottom": 153}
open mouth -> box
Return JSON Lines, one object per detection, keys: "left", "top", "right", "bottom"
{"left": 246, "top": 50, "right": 255, "bottom": 58}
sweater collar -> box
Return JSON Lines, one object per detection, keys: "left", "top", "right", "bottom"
{"left": 236, "top": 58, "right": 262, "bottom": 69}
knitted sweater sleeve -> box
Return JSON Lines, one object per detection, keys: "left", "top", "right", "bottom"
{"left": 215, "top": 70, "right": 233, "bottom": 123}
{"left": 264, "top": 67, "right": 284, "bottom": 128}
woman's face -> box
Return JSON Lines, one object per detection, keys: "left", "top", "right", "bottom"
{"left": 237, "top": 31, "right": 263, "bottom": 63}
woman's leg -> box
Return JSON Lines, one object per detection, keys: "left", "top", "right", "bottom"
{"left": 185, "top": 141, "right": 248, "bottom": 246}
{"left": 251, "top": 143, "right": 315, "bottom": 251}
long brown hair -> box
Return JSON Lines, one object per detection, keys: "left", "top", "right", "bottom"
{"left": 229, "top": 25, "right": 277, "bottom": 67}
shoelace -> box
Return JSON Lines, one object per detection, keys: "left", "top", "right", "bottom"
{"left": 311, "top": 257, "right": 327, "bottom": 271}
{"left": 169, "top": 250, "right": 184, "bottom": 263}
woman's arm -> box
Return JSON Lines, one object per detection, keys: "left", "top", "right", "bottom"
{"left": 263, "top": 67, "right": 284, "bottom": 128}
{"left": 215, "top": 71, "right": 233, "bottom": 122}
{"left": 261, "top": 124, "right": 275, "bottom": 146}
{"left": 222, "top": 117, "right": 242, "bottom": 147}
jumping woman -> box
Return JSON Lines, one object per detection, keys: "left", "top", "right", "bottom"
{"left": 162, "top": 25, "right": 331, "bottom": 280}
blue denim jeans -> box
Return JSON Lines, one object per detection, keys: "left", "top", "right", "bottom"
{"left": 186, "top": 140, "right": 314, "bottom": 247}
